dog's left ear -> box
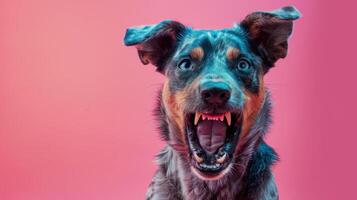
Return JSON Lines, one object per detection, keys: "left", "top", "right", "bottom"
{"left": 240, "top": 6, "right": 301, "bottom": 73}
{"left": 124, "top": 20, "right": 186, "bottom": 73}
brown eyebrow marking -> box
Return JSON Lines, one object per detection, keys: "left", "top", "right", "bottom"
{"left": 190, "top": 47, "right": 204, "bottom": 61}
{"left": 226, "top": 47, "right": 240, "bottom": 61}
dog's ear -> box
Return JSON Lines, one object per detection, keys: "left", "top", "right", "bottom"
{"left": 124, "top": 20, "right": 186, "bottom": 73}
{"left": 240, "top": 6, "right": 301, "bottom": 73}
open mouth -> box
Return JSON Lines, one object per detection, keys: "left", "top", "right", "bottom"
{"left": 185, "top": 111, "right": 242, "bottom": 180}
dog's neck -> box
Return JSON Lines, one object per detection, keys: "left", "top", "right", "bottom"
{"left": 154, "top": 90, "right": 276, "bottom": 198}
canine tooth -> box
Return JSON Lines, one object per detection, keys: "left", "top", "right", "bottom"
{"left": 193, "top": 152, "right": 204, "bottom": 163}
{"left": 216, "top": 152, "right": 227, "bottom": 164}
{"left": 194, "top": 112, "right": 202, "bottom": 125}
{"left": 225, "top": 112, "right": 231, "bottom": 126}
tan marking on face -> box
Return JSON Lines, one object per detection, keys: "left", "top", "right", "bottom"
{"left": 162, "top": 80, "right": 185, "bottom": 143}
{"left": 162, "top": 78, "right": 201, "bottom": 145}
{"left": 226, "top": 47, "right": 240, "bottom": 61}
{"left": 238, "top": 73, "right": 265, "bottom": 143}
{"left": 174, "top": 78, "right": 200, "bottom": 111}
{"left": 190, "top": 47, "right": 204, "bottom": 61}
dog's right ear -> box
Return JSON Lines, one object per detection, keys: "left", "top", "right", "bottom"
{"left": 240, "top": 6, "right": 301, "bottom": 73}
{"left": 124, "top": 20, "right": 186, "bottom": 73}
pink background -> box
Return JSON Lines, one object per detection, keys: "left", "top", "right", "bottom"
{"left": 1, "top": 0, "right": 357, "bottom": 199}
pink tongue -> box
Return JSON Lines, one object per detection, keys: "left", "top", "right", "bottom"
{"left": 197, "top": 120, "right": 227, "bottom": 154}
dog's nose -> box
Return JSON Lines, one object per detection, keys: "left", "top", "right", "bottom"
{"left": 200, "top": 82, "right": 231, "bottom": 106}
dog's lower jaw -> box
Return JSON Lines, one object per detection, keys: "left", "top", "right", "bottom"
{"left": 146, "top": 142, "right": 278, "bottom": 200}
{"left": 190, "top": 164, "right": 232, "bottom": 181}
{"left": 146, "top": 146, "right": 241, "bottom": 199}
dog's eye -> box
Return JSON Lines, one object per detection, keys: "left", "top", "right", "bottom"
{"left": 237, "top": 59, "right": 251, "bottom": 72}
{"left": 178, "top": 58, "right": 193, "bottom": 71}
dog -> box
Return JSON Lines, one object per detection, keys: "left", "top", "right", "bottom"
{"left": 124, "top": 6, "right": 300, "bottom": 200}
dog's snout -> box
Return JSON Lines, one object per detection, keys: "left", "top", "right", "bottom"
{"left": 200, "top": 82, "right": 231, "bottom": 106}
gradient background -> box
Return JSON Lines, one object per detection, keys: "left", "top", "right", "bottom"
{"left": 1, "top": 0, "right": 357, "bottom": 199}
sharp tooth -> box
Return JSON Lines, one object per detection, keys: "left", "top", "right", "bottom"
{"left": 225, "top": 112, "right": 231, "bottom": 126}
{"left": 194, "top": 112, "right": 202, "bottom": 125}
{"left": 216, "top": 152, "right": 227, "bottom": 164}
{"left": 193, "top": 152, "right": 204, "bottom": 163}
{"left": 219, "top": 116, "right": 224, "bottom": 121}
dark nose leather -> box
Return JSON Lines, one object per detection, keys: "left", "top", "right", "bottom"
{"left": 200, "top": 82, "right": 231, "bottom": 106}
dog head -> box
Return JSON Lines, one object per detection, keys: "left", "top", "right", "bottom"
{"left": 124, "top": 6, "right": 300, "bottom": 180}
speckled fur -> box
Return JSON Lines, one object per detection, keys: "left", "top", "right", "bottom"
{"left": 124, "top": 6, "right": 300, "bottom": 200}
